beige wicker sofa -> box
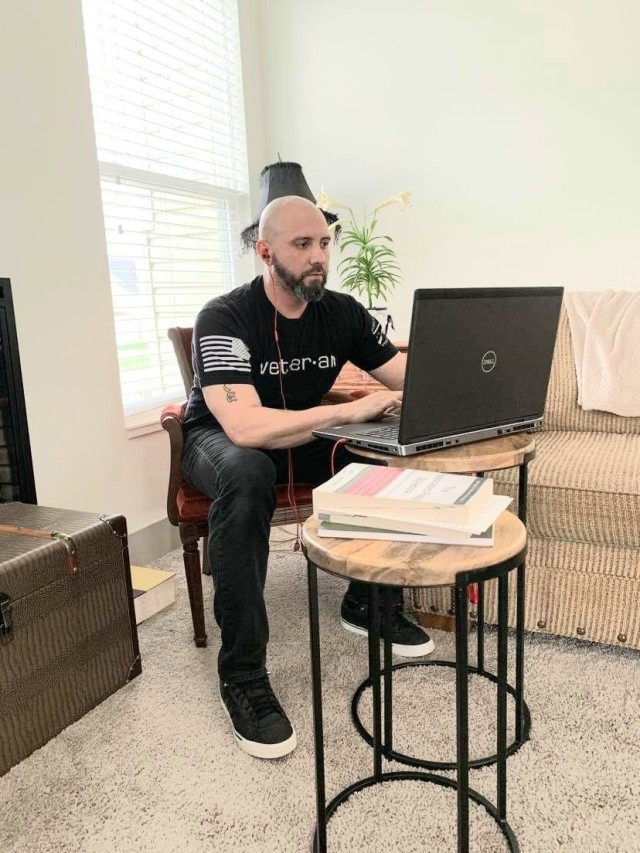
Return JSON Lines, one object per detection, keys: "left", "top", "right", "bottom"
{"left": 412, "top": 303, "right": 640, "bottom": 650}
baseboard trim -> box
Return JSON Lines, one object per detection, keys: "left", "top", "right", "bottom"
{"left": 129, "top": 518, "right": 181, "bottom": 565}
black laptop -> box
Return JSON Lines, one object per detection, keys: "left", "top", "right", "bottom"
{"left": 313, "top": 287, "right": 564, "bottom": 456}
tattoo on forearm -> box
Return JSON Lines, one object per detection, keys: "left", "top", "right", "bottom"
{"left": 223, "top": 384, "right": 237, "bottom": 403}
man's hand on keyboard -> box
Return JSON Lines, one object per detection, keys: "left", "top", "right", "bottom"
{"left": 345, "top": 390, "right": 403, "bottom": 423}
{"left": 383, "top": 404, "right": 402, "bottom": 417}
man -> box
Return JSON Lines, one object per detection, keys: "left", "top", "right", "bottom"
{"left": 181, "top": 196, "right": 433, "bottom": 760}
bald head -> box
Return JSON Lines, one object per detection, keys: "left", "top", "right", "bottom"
{"left": 258, "top": 196, "right": 327, "bottom": 244}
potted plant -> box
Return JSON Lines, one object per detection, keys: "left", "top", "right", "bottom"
{"left": 316, "top": 189, "right": 411, "bottom": 333}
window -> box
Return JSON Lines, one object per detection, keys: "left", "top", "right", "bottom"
{"left": 82, "top": 0, "right": 253, "bottom": 432}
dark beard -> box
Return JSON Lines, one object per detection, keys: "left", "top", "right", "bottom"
{"left": 271, "top": 255, "right": 327, "bottom": 303}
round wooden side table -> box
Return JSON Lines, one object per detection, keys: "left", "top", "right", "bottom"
{"left": 348, "top": 432, "right": 535, "bottom": 755}
{"left": 303, "top": 511, "right": 527, "bottom": 853}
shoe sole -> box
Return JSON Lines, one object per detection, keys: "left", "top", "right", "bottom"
{"left": 340, "top": 617, "right": 435, "bottom": 658}
{"left": 219, "top": 695, "right": 297, "bottom": 760}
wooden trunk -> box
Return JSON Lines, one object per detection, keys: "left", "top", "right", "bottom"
{"left": 0, "top": 503, "right": 141, "bottom": 776}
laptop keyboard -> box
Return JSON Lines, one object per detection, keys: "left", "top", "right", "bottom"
{"left": 359, "top": 425, "right": 400, "bottom": 439}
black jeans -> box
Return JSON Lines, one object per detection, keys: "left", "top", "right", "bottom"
{"left": 182, "top": 427, "right": 398, "bottom": 682}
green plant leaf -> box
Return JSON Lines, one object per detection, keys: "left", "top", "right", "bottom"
{"left": 335, "top": 200, "right": 407, "bottom": 306}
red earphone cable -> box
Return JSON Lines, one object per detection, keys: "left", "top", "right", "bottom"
{"left": 269, "top": 269, "right": 303, "bottom": 551}
{"left": 330, "top": 438, "right": 348, "bottom": 477}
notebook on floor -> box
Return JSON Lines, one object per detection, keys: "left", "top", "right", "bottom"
{"left": 313, "top": 286, "right": 564, "bottom": 456}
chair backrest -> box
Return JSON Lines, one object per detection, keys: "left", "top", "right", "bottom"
{"left": 168, "top": 327, "right": 194, "bottom": 396}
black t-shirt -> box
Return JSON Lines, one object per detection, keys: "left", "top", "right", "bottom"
{"left": 183, "top": 277, "right": 398, "bottom": 432}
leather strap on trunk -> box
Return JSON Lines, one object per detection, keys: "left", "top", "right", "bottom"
{"left": 0, "top": 524, "right": 79, "bottom": 574}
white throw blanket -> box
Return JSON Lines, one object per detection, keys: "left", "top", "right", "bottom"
{"left": 565, "top": 290, "right": 640, "bottom": 416}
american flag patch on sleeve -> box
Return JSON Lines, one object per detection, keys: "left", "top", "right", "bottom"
{"left": 199, "top": 335, "right": 251, "bottom": 373}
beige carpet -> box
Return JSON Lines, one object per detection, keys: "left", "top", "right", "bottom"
{"left": 1, "top": 528, "right": 639, "bottom": 852}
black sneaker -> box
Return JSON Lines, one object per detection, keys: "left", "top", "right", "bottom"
{"left": 220, "top": 676, "right": 297, "bottom": 759}
{"left": 340, "top": 598, "right": 435, "bottom": 658}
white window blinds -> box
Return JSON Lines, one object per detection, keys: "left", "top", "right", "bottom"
{"left": 82, "top": 0, "right": 253, "bottom": 429}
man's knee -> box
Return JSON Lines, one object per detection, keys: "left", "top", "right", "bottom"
{"left": 213, "top": 447, "right": 276, "bottom": 524}
{"left": 183, "top": 431, "right": 276, "bottom": 502}
{"left": 224, "top": 447, "right": 276, "bottom": 496}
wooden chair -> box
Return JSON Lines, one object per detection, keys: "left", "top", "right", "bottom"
{"left": 161, "top": 326, "right": 321, "bottom": 648}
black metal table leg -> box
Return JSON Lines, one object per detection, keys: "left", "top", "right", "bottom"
{"left": 476, "top": 581, "right": 485, "bottom": 673}
{"left": 473, "top": 473, "right": 486, "bottom": 674}
{"left": 455, "top": 582, "right": 470, "bottom": 852}
{"left": 382, "top": 588, "right": 394, "bottom": 752}
{"left": 515, "top": 461, "right": 529, "bottom": 741}
{"left": 517, "top": 461, "right": 528, "bottom": 524}
{"left": 497, "top": 573, "right": 509, "bottom": 821}
{"left": 307, "top": 561, "right": 327, "bottom": 853}
{"left": 368, "top": 585, "right": 383, "bottom": 780}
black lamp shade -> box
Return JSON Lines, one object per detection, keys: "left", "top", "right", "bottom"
{"left": 240, "top": 161, "right": 338, "bottom": 250}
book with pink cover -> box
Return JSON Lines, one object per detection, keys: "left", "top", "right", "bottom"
{"left": 312, "top": 462, "right": 494, "bottom": 524}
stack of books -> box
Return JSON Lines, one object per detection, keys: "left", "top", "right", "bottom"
{"left": 312, "top": 463, "right": 512, "bottom": 547}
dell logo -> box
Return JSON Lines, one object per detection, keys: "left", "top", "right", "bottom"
{"left": 481, "top": 350, "right": 497, "bottom": 373}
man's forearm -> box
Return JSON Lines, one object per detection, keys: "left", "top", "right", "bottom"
{"left": 229, "top": 402, "right": 353, "bottom": 449}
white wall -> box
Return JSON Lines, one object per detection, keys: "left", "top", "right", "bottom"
{"left": 0, "top": 0, "right": 169, "bottom": 532}
{"left": 250, "top": 0, "right": 640, "bottom": 336}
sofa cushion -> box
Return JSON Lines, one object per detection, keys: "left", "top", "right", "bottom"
{"left": 484, "top": 537, "right": 640, "bottom": 645}
{"left": 544, "top": 307, "right": 640, "bottom": 435}
{"left": 413, "top": 537, "right": 640, "bottom": 646}
{"left": 492, "top": 431, "right": 640, "bottom": 547}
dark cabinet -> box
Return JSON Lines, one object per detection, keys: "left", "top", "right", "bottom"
{"left": 0, "top": 279, "right": 36, "bottom": 503}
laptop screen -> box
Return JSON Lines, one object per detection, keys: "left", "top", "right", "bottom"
{"left": 398, "top": 287, "right": 564, "bottom": 444}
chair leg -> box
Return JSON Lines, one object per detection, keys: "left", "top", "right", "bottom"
{"left": 183, "top": 536, "right": 207, "bottom": 648}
